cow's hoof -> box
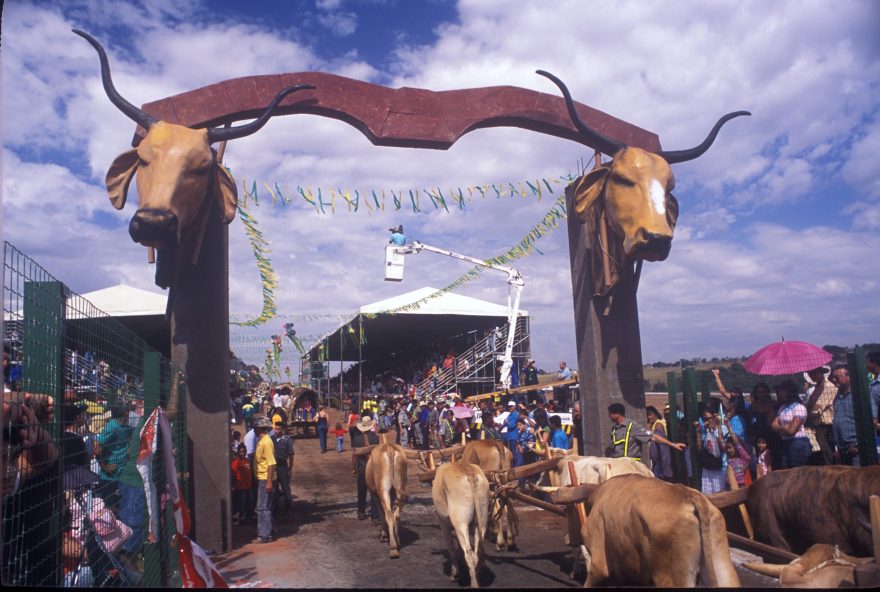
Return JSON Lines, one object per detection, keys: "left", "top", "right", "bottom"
{"left": 390, "top": 550, "right": 399, "bottom": 559}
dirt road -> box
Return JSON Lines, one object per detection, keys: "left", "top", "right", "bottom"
{"left": 218, "top": 412, "right": 775, "bottom": 588}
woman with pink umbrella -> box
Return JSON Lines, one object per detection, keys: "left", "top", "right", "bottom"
{"left": 770, "top": 380, "right": 812, "bottom": 468}
{"left": 745, "top": 338, "right": 831, "bottom": 469}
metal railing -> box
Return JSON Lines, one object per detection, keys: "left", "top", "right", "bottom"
{"left": 2, "top": 241, "right": 189, "bottom": 587}
{"left": 414, "top": 317, "right": 530, "bottom": 400}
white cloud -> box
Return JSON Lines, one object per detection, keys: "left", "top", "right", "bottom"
{"left": 2, "top": 0, "right": 878, "bottom": 372}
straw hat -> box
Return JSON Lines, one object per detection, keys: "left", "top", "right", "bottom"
{"left": 253, "top": 417, "right": 273, "bottom": 430}
{"left": 356, "top": 415, "right": 375, "bottom": 432}
{"left": 803, "top": 365, "right": 831, "bottom": 386}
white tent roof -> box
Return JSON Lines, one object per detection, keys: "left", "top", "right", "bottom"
{"left": 4, "top": 284, "right": 167, "bottom": 322}
{"left": 77, "top": 284, "right": 167, "bottom": 317}
{"left": 302, "top": 286, "right": 528, "bottom": 361}
{"left": 359, "top": 286, "right": 528, "bottom": 317}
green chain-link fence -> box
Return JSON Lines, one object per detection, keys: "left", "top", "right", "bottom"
{"left": 2, "top": 240, "right": 190, "bottom": 587}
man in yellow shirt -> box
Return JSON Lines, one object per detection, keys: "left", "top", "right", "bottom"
{"left": 253, "top": 417, "right": 276, "bottom": 543}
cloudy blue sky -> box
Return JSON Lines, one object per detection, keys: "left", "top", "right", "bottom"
{"left": 1, "top": 0, "right": 878, "bottom": 373}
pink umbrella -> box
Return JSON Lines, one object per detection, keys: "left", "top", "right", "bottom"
{"left": 743, "top": 339, "right": 832, "bottom": 375}
{"left": 452, "top": 406, "right": 474, "bottom": 420}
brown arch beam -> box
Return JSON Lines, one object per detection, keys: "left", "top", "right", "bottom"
{"left": 136, "top": 71, "right": 661, "bottom": 152}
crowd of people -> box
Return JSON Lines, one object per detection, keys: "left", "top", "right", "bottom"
{"left": 653, "top": 359, "right": 880, "bottom": 494}
{"left": 1, "top": 389, "right": 150, "bottom": 585}
{"left": 219, "top": 350, "right": 880, "bottom": 543}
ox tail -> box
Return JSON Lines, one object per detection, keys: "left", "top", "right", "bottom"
{"left": 391, "top": 446, "right": 407, "bottom": 507}
{"left": 691, "top": 492, "right": 740, "bottom": 588}
{"left": 469, "top": 466, "right": 489, "bottom": 558}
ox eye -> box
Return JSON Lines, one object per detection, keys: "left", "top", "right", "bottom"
{"left": 191, "top": 165, "right": 211, "bottom": 176}
{"left": 611, "top": 173, "right": 635, "bottom": 187}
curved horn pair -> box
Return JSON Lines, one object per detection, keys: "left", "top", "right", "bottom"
{"left": 536, "top": 69, "right": 749, "bottom": 163}
{"left": 73, "top": 29, "right": 314, "bottom": 143}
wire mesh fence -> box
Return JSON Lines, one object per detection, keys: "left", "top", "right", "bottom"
{"left": 2, "top": 241, "right": 189, "bottom": 587}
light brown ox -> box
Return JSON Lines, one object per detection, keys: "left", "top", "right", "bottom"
{"left": 743, "top": 544, "right": 875, "bottom": 588}
{"left": 432, "top": 461, "right": 490, "bottom": 589}
{"left": 533, "top": 454, "right": 654, "bottom": 578}
{"left": 554, "top": 474, "right": 740, "bottom": 587}
{"left": 536, "top": 70, "right": 749, "bottom": 296}
{"left": 74, "top": 29, "right": 313, "bottom": 288}
{"left": 460, "top": 440, "right": 516, "bottom": 551}
{"left": 365, "top": 444, "right": 408, "bottom": 558}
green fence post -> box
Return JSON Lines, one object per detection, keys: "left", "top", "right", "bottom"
{"left": 23, "top": 280, "right": 65, "bottom": 402}
{"left": 683, "top": 367, "right": 701, "bottom": 490}
{"left": 667, "top": 371, "right": 685, "bottom": 482}
{"left": 142, "top": 350, "right": 162, "bottom": 587}
{"left": 23, "top": 280, "right": 65, "bottom": 585}
{"left": 699, "top": 370, "right": 712, "bottom": 409}
{"left": 848, "top": 348, "right": 878, "bottom": 467}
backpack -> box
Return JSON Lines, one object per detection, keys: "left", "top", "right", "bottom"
{"left": 272, "top": 434, "right": 294, "bottom": 461}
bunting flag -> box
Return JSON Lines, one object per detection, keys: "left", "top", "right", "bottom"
{"left": 230, "top": 201, "right": 279, "bottom": 327}
{"left": 228, "top": 169, "right": 572, "bottom": 328}
{"left": 240, "top": 174, "right": 575, "bottom": 213}
{"left": 228, "top": 195, "right": 567, "bottom": 349}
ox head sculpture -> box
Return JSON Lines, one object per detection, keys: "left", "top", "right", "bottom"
{"left": 74, "top": 30, "right": 314, "bottom": 288}
{"left": 537, "top": 70, "right": 749, "bottom": 296}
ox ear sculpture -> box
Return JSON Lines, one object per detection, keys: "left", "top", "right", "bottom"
{"left": 537, "top": 70, "right": 748, "bottom": 298}
{"left": 74, "top": 29, "right": 314, "bottom": 289}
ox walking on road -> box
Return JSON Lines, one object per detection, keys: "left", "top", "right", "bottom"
{"left": 461, "top": 440, "right": 516, "bottom": 551}
{"left": 432, "top": 462, "right": 490, "bottom": 589}
{"left": 365, "top": 444, "right": 408, "bottom": 558}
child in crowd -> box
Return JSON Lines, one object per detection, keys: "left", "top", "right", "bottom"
{"left": 754, "top": 436, "right": 772, "bottom": 478}
{"left": 331, "top": 422, "right": 347, "bottom": 453}
{"left": 230, "top": 443, "right": 252, "bottom": 525}
{"left": 723, "top": 419, "right": 751, "bottom": 488}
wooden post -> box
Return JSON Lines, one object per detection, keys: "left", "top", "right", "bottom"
{"left": 170, "top": 206, "right": 231, "bottom": 553}
{"left": 566, "top": 179, "right": 647, "bottom": 457}
{"left": 726, "top": 466, "right": 754, "bottom": 539}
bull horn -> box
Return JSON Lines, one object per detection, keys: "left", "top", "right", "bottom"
{"left": 531, "top": 485, "right": 560, "bottom": 493}
{"left": 207, "top": 84, "right": 315, "bottom": 144}
{"left": 73, "top": 29, "right": 157, "bottom": 130}
{"left": 536, "top": 69, "right": 625, "bottom": 157}
{"left": 741, "top": 561, "right": 786, "bottom": 578}
{"left": 656, "top": 110, "right": 751, "bottom": 164}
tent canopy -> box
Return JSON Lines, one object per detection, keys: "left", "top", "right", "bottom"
{"left": 305, "top": 287, "right": 527, "bottom": 363}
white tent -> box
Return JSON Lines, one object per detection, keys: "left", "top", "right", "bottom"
{"left": 303, "top": 286, "right": 528, "bottom": 364}
{"left": 75, "top": 284, "right": 167, "bottom": 317}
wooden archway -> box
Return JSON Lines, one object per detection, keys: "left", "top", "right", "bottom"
{"left": 134, "top": 71, "right": 660, "bottom": 152}
{"left": 144, "top": 72, "right": 660, "bottom": 552}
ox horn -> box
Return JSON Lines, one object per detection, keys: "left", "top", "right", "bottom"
{"left": 536, "top": 70, "right": 625, "bottom": 157}
{"left": 73, "top": 29, "right": 157, "bottom": 130}
{"left": 206, "top": 84, "right": 315, "bottom": 144}
{"left": 741, "top": 561, "right": 786, "bottom": 577}
{"left": 656, "top": 110, "right": 751, "bottom": 164}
